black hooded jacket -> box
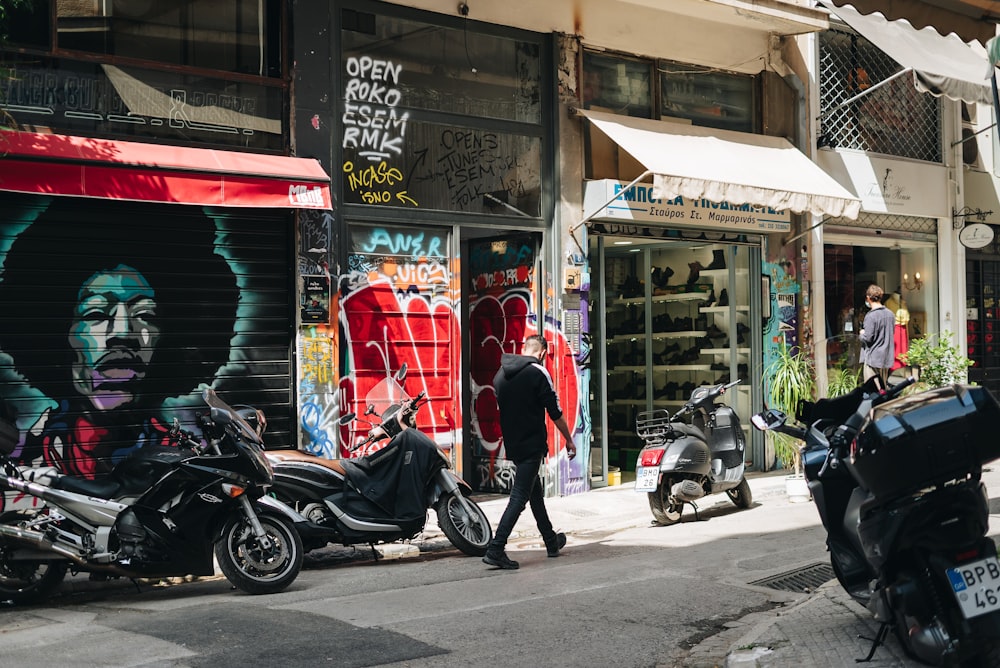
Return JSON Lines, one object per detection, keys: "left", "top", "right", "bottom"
{"left": 493, "top": 353, "right": 563, "bottom": 463}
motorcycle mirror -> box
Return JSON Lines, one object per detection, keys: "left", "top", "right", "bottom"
{"left": 364, "top": 404, "right": 376, "bottom": 416}
{"left": 395, "top": 364, "right": 407, "bottom": 382}
{"left": 751, "top": 409, "right": 786, "bottom": 431}
{"left": 339, "top": 412, "right": 357, "bottom": 425}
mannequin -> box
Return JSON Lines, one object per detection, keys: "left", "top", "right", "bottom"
{"left": 890, "top": 291, "right": 910, "bottom": 372}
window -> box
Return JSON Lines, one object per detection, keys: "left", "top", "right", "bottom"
{"left": 660, "top": 62, "right": 755, "bottom": 133}
{"left": 54, "top": 0, "right": 283, "bottom": 77}
{"left": 819, "top": 28, "right": 941, "bottom": 162}
{"left": 342, "top": 9, "right": 541, "bottom": 123}
{"left": 582, "top": 52, "right": 653, "bottom": 119}
{"left": 339, "top": 8, "right": 546, "bottom": 216}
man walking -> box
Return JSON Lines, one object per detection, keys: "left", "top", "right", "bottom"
{"left": 484, "top": 335, "right": 576, "bottom": 570}
{"left": 859, "top": 283, "right": 895, "bottom": 386}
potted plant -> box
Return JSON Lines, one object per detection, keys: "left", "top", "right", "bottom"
{"left": 764, "top": 342, "right": 815, "bottom": 501}
{"left": 900, "top": 329, "right": 973, "bottom": 389}
{"left": 827, "top": 364, "right": 861, "bottom": 398}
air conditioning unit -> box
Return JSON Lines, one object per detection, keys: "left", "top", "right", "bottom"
{"left": 962, "top": 103, "right": 985, "bottom": 170}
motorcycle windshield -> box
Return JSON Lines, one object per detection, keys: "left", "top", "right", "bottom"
{"left": 364, "top": 376, "right": 411, "bottom": 417}
{"left": 202, "top": 388, "right": 273, "bottom": 482}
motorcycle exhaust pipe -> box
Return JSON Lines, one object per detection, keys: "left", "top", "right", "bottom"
{"left": 0, "top": 523, "right": 129, "bottom": 575}
{"left": 671, "top": 479, "right": 706, "bottom": 503}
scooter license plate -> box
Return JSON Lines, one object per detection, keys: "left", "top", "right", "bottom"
{"left": 947, "top": 556, "right": 1000, "bottom": 619}
{"left": 634, "top": 466, "right": 660, "bottom": 492}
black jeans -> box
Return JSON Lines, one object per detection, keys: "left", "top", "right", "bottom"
{"left": 488, "top": 455, "right": 555, "bottom": 553}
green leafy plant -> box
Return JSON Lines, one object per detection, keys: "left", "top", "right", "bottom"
{"left": 826, "top": 365, "right": 860, "bottom": 398}
{"left": 765, "top": 342, "right": 815, "bottom": 475}
{"left": 900, "top": 330, "right": 973, "bottom": 389}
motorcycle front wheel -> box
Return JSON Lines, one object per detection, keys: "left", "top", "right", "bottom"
{"left": 0, "top": 548, "right": 67, "bottom": 605}
{"left": 648, "top": 476, "right": 683, "bottom": 526}
{"left": 215, "top": 513, "right": 303, "bottom": 595}
{"left": 435, "top": 493, "right": 492, "bottom": 556}
{"left": 726, "top": 478, "right": 753, "bottom": 509}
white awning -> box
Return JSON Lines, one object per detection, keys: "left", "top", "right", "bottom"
{"left": 578, "top": 109, "right": 861, "bottom": 220}
{"left": 819, "top": 0, "right": 993, "bottom": 105}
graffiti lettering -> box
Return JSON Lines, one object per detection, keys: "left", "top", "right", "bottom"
{"left": 343, "top": 161, "right": 419, "bottom": 208}
{"left": 434, "top": 130, "right": 523, "bottom": 210}
{"left": 360, "top": 228, "right": 444, "bottom": 259}
{"left": 343, "top": 57, "right": 408, "bottom": 161}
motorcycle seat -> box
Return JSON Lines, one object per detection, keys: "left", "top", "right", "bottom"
{"left": 268, "top": 449, "right": 347, "bottom": 475}
{"left": 53, "top": 475, "right": 122, "bottom": 499}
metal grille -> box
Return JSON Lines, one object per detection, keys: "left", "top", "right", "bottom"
{"left": 750, "top": 562, "right": 836, "bottom": 592}
{"left": 824, "top": 212, "right": 938, "bottom": 234}
{"left": 819, "top": 28, "right": 941, "bottom": 162}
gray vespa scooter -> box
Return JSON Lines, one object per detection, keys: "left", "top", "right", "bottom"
{"left": 633, "top": 379, "right": 751, "bottom": 525}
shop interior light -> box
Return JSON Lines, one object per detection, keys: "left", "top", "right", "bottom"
{"left": 902, "top": 272, "right": 922, "bottom": 291}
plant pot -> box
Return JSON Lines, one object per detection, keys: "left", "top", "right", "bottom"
{"left": 785, "top": 474, "right": 811, "bottom": 503}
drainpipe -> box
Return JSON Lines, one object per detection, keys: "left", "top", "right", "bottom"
{"left": 802, "top": 31, "right": 829, "bottom": 396}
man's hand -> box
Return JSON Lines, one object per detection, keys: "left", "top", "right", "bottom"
{"left": 566, "top": 441, "right": 577, "bottom": 460}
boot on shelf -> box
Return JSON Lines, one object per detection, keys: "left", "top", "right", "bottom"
{"left": 686, "top": 261, "right": 704, "bottom": 287}
{"left": 717, "top": 289, "right": 729, "bottom": 307}
{"left": 707, "top": 249, "right": 726, "bottom": 270}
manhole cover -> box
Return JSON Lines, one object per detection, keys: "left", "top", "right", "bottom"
{"left": 749, "top": 562, "right": 835, "bottom": 592}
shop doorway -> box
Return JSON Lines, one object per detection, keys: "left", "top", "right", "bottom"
{"left": 591, "top": 234, "right": 762, "bottom": 484}
{"left": 823, "top": 241, "right": 936, "bottom": 380}
{"left": 463, "top": 232, "right": 543, "bottom": 493}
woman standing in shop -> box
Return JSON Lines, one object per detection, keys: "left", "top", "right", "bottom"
{"left": 859, "top": 284, "right": 895, "bottom": 386}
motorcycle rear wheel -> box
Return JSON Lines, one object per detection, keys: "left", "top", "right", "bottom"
{"left": 648, "top": 476, "right": 683, "bottom": 526}
{"left": 436, "top": 493, "right": 492, "bottom": 556}
{"left": 726, "top": 478, "right": 753, "bottom": 508}
{"left": 0, "top": 550, "right": 67, "bottom": 605}
{"left": 215, "top": 513, "right": 303, "bottom": 595}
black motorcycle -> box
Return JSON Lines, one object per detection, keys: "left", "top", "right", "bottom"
{"left": 0, "top": 388, "right": 304, "bottom": 604}
{"left": 752, "top": 377, "right": 1000, "bottom": 666}
{"left": 266, "top": 366, "right": 493, "bottom": 557}
{"left": 634, "top": 379, "right": 751, "bottom": 525}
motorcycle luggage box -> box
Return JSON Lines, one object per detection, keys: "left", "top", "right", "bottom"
{"left": 850, "top": 384, "right": 1000, "bottom": 499}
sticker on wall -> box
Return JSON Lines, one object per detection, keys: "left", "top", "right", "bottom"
{"left": 301, "top": 275, "right": 330, "bottom": 323}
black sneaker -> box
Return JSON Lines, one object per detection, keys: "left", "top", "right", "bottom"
{"left": 545, "top": 532, "right": 567, "bottom": 558}
{"left": 483, "top": 551, "right": 519, "bottom": 570}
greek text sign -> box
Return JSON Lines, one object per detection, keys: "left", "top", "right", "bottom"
{"left": 583, "top": 180, "right": 791, "bottom": 232}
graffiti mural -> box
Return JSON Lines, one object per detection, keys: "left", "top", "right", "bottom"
{"left": 0, "top": 195, "right": 293, "bottom": 509}
{"left": 338, "top": 224, "right": 459, "bottom": 459}
{"left": 467, "top": 236, "right": 582, "bottom": 494}
{"left": 297, "top": 209, "right": 341, "bottom": 456}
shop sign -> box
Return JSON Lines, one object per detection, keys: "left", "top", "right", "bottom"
{"left": 815, "top": 151, "right": 948, "bottom": 218}
{"left": 959, "top": 223, "right": 995, "bottom": 249}
{"left": 583, "top": 179, "right": 791, "bottom": 232}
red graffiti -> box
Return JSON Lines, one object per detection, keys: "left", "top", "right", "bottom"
{"left": 469, "top": 293, "right": 579, "bottom": 460}
{"left": 339, "top": 280, "right": 458, "bottom": 455}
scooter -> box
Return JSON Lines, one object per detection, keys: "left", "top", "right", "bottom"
{"left": 265, "top": 366, "right": 493, "bottom": 557}
{"left": 0, "top": 388, "right": 304, "bottom": 605}
{"left": 634, "top": 379, "right": 751, "bottom": 525}
{"left": 752, "top": 377, "right": 1000, "bottom": 666}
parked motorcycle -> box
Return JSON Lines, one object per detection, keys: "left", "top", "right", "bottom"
{"left": 0, "top": 388, "right": 304, "bottom": 605}
{"left": 752, "top": 376, "right": 1000, "bottom": 666}
{"left": 634, "top": 379, "right": 751, "bottom": 525}
{"left": 265, "top": 366, "right": 493, "bottom": 557}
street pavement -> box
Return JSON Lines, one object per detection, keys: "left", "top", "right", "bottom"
{"left": 49, "top": 466, "right": 1000, "bottom": 667}
{"left": 413, "top": 467, "right": 1000, "bottom": 668}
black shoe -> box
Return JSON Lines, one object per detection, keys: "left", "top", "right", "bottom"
{"left": 707, "top": 249, "right": 726, "bottom": 270}
{"left": 545, "top": 532, "right": 567, "bottom": 557}
{"left": 483, "top": 551, "right": 520, "bottom": 570}
{"left": 718, "top": 289, "right": 729, "bottom": 307}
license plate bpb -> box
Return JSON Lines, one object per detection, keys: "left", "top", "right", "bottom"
{"left": 947, "top": 556, "right": 1000, "bottom": 619}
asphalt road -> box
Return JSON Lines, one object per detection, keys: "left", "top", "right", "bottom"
{"left": 0, "top": 480, "right": 834, "bottom": 668}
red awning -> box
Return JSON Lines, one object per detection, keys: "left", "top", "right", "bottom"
{"left": 0, "top": 131, "right": 332, "bottom": 210}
